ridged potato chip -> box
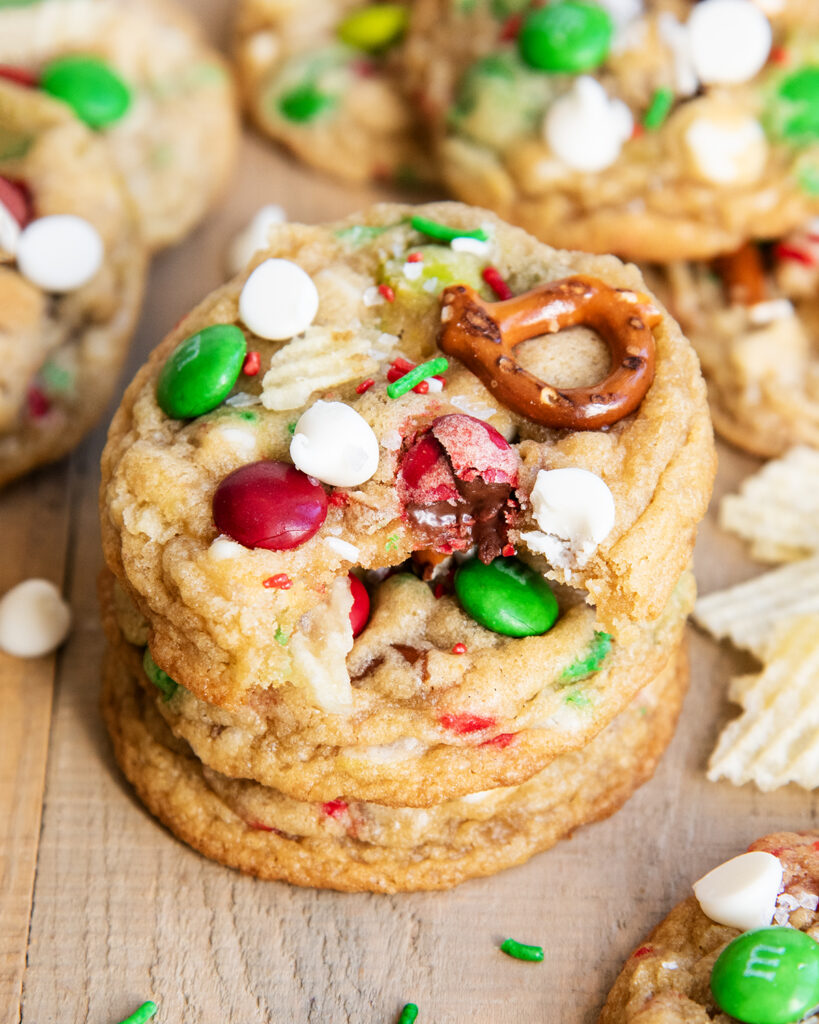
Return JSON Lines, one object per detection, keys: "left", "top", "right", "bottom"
{"left": 708, "top": 614, "right": 819, "bottom": 791}
{"left": 694, "top": 555, "right": 819, "bottom": 659}
{"left": 261, "top": 325, "right": 377, "bottom": 411}
{"left": 720, "top": 446, "right": 819, "bottom": 562}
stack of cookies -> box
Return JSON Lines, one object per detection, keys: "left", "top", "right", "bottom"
{"left": 234, "top": 0, "right": 819, "bottom": 460}
{"left": 0, "top": 0, "right": 238, "bottom": 487}
{"left": 100, "top": 201, "right": 714, "bottom": 892}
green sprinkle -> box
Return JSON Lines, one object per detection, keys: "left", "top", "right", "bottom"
{"left": 385, "top": 533, "right": 400, "bottom": 551}
{"left": 410, "top": 214, "right": 488, "bottom": 243}
{"left": 397, "top": 1004, "right": 419, "bottom": 1024}
{"left": 287, "top": 421, "right": 297, "bottom": 435}
{"left": 798, "top": 162, "right": 819, "bottom": 196}
{"left": 275, "top": 627, "right": 289, "bottom": 646}
{"left": 500, "top": 938, "right": 544, "bottom": 962}
{"left": 564, "top": 690, "right": 591, "bottom": 709}
{"left": 39, "top": 361, "right": 74, "bottom": 395}
{"left": 639, "top": 706, "right": 648, "bottom": 717}
{"left": 116, "top": 1002, "right": 158, "bottom": 1024}
{"left": 237, "top": 410, "right": 258, "bottom": 422}
{"left": 278, "top": 82, "right": 334, "bottom": 122}
{"left": 643, "top": 87, "right": 674, "bottom": 131}
{"left": 143, "top": 649, "right": 177, "bottom": 701}
{"left": 559, "top": 631, "right": 612, "bottom": 683}
{"left": 387, "top": 357, "right": 449, "bottom": 399}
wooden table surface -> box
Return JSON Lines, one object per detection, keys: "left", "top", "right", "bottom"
{"left": 3, "top": 3, "right": 818, "bottom": 1022}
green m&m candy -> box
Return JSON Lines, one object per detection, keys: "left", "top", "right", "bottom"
{"left": 143, "top": 648, "right": 178, "bottom": 701}
{"left": 40, "top": 55, "right": 131, "bottom": 129}
{"left": 773, "top": 67, "right": 819, "bottom": 144}
{"left": 278, "top": 81, "right": 334, "bottom": 122}
{"left": 711, "top": 927, "right": 819, "bottom": 1024}
{"left": 156, "top": 324, "right": 247, "bottom": 419}
{"left": 337, "top": 4, "right": 409, "bottom": 53}
{"left": 454, "top": 556, "right": 559, "bottom": 637}
{"left": 518, "top": 1, "right": 613, "bottom": 74}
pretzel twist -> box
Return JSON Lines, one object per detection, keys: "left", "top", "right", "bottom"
{"left": 438, "top": 275, "right": 660, "bottom": 430}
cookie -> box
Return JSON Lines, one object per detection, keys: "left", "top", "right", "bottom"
{"left": 0, "top": 81, "right": 146, "bottom": 487}
{"left": 100, "top": 201, "right": 715, "bottom": 719}
{"left": 403, "top": 0, "right": 819, "bottom": 262}
{"left": 100, "top": 561, "right": 692, "bottom": 805}
{"left": 653, "top": 224, "right": 819, "bottom": 457}
{"left": 234, "top": 0, "right": 432, "bottom": 185}
{"left": 599, "top": 831, "right": 819, "bottom": 1024}
{"left": 0, "top": 0, "right": 238, "bottom": 250}
{"left": 102, "top": 622, "right": 688, "bottom": 892}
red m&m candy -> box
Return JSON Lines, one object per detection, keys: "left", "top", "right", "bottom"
{"left": 213, "top": 460, "right": 327, "bottom": 550}
{"left": 349, "top": 573, "right": 370, "bottom": 637}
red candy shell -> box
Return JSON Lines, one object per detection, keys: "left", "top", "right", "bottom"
{"left": 349, "top": 573, "right": 370, "bottom": 638}
{"left": 0, "top": 175, "right": 32, "bottom": 227}
{"left": 213, "top": 460, "right": 327, "bottom": 550}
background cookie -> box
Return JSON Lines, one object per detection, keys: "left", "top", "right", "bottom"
{"left": 0, "top": 81, "right": 146, "bottom": 487}
{"left": 0, "top": 0, "right": 239, "bottom": 250}
{"left": 234, "top": 0, "right": 432, "bottom": 185}
{"left": 654, "top": 225, "right": 819, "bottom": 457}
{"left": 403, "top": 0, "right": 819, "bottom": 261}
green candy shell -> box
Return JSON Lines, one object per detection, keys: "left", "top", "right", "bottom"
{"left": 156, "top": 324, "right": 247, "bottom": 419}
{"left": 518, "top": 1, "right": 613, "bottom": 74}
{"left": 143, "top": 649, "right": 178, "bottom": 701}
{"left": 41, "top": 55, "right": 131, "bottom": 129}
{"left": 711, "top": 927, "right": 819, "bottom": 1024}
{"left": 278, "top": 82, "right": 334, "bottom": 122}
{"left": 337, "top": 4, "right": 408, "bottom": 52}
{"left": 454, "top": 556, "right": 559, "bottom": 637}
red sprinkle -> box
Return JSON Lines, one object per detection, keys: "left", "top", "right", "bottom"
{"left": 770, "top": 45, "right": 789, "bottom": 65}
{"left": 633, "top": 946, "right": 653, "bottom": 959}
{"left": 481, "top": 732, "right": 515, "bottom": 749}
{"left": 406, "top": 252, "right": 423, "bottom": 263}
{"left": 812, "top": 841, "right": 819, "bottom": 852}
{"left": 501, "top": 543, "right": 515, "bottom": 558}
{"left": 414, "top": 380, "right": 429, "bottom": 394}
{"left": 451, "top": 642, "right": 467, "bottom": 655}
{"left": 439, "top": 712, "right": 496, "bottom": 734}
{"left": 247, "top": 819, "right": 274, "bottom": 832}
{"left": 0, "top": 65, "right": 38, "bottom": 88}
{"left": 328, "top": 491, "right": 350, "bottom": 507}
{"left": 242, "top": 350, "right": 261, "bottom": 376}
{"left": 263, "top": 573, "right": 293, "bottom": 590}
{"left": 631, "top": 122, "right": 645, "bottom": 139}
{"left": 322, "top": 799, "right": 348, "bottom": 819}
{"left": 387, "top": 357, "right": 445, "bottom": 394}
{"left": 500, "top": 13, "right": 524, "bottom": 40}
{"left": 27, "top": 387, "right": 50, "bottom": 419}
{"left": 355, "top": 378, "right": 375, "bottom": 394}
{"left": 482, "top": 266, "right": 513, "bottom": 301}
{"left": 774, "top": 243, "right": 815, "bottom": 266}
{"left": 377, "top": 283, "right": 395, "bottom": 302}
{"left": 433, "top": 582, "right": 448, "bottom": 599}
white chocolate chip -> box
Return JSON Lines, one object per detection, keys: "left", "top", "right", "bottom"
{"left": 227, "top": 204, "right": 286, "bottom": 275}
{"left": 208, "top": 535, "right": 246, "bottom": 560}
{"left": 450, "top": 236, "right": 490, "bottom": 256}
{"left": 693, "top": 851, "right": 783, "bottom": 932}
{"left": 0, "top": 579, "right": 71, "bottom": 658}
{"left": 685, "top": 110, "right": 767, "bottom": 185}
{"left": 688, "top": 0, "right": 771, "bottom": 86}
{"left": 290, "top": 400, "right": 379, "bottom": 487}
{"left": 748, "top": 298, "right": 796, "bottom": 325}
{"left": 16, "top": 215, "right": 103, "bottom": 293}
{"left": 520, "top": 467, "right": 615, "bottom": 569}
{"left": 544, "top": 77, "right": 633, "bottom": 174}
{"left": 239, "top": 258, "right": 319, "bottom": 341}
{"left": 0, "top": 199, "right": 20, "bottom": 256}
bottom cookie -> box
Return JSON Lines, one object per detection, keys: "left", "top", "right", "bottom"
{"left": 102, "top": 641, "right": 688, "bottom": 893}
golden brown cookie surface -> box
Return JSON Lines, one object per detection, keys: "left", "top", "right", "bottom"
{"left": 102, "top": 626, "right": 688, "bottom": 893}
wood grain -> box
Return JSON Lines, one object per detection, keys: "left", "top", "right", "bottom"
{"left": 3, "top": 3, "right": 819, "bottom": 1022}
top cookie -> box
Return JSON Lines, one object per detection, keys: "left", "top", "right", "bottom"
{"left": 100, "top": 201, "right": 714, "bottom": 710}
{"left": 235, "top": 0, "right": 433, "bottom": 185}
{"left": 0, "top": 0, "right": 238, "bottom": 250}
{"left": 403, "top": 0, "right": 819, "bottom": 262}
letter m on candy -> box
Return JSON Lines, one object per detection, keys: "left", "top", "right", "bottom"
{"left": 743, "top": 944, "right": 787, "bottom": 982}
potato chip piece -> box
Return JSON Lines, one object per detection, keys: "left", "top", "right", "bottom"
{"left": 693, "top": 555, "right": 819, "bottom": 659}
{"left": 708, "top": 614, "right": 819, "bottom": 791}
{"left": 720, "top": 446, "right": 819, "bottom": 562}
{"left": 261, "top": 325, "right": 377, "bottom": 412}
